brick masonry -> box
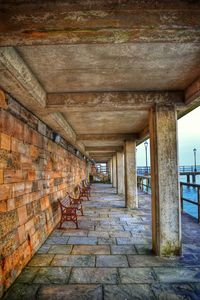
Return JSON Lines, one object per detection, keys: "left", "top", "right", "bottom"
{"left": 0, "top": 97, "right": 87, "bottom": 297}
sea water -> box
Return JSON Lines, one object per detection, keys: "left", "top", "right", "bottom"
{"left": 180, "top": 175, "right": 200, "bottom": 219}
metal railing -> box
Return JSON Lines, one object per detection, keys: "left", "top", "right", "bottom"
{"left": 180, "top": 182, "right": 200, "bottom": 223}
{"left": 137, "top": 165, "right": 200, "bottom": 175}
{"left": 137, "top": 175, "right": 200, "bottom": 222}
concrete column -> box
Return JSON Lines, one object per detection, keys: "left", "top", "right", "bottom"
{"left": 112, "top": 155, "right": 117, "bottom": 189}
{"left": 117, "top": 152, "right": 124, "bottom": 194}
{"left": 109, "top": 159, "right": 113, "bottom": 184}
{"left": 149, "top": 105, "right": 181, "bottom": 256}
{"left": 124, "top": 140, "right": 138, "bottom": 208}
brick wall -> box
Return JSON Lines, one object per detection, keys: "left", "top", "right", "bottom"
{"left": 0, "top": 97, "right": 87, "bottom": 297}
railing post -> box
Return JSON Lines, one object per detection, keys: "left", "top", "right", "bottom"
{"left": 198, "top": 187, "right": 200, "bottom": 223}
{"left": 180, "top": 183, "right": 183, "bottom": 211}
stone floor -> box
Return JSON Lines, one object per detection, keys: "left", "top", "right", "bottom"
{"left": 3, "top": 184, "right": 200, "bottom": 299}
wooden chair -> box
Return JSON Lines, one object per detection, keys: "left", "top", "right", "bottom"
{"left": 58, "top": 192, "right": 83, "bottom": 229}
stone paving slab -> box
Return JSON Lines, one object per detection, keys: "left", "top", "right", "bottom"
{"left": 127, "top": 255, "right": 175, "bottom": 267}
{"left": 69, "top": 267, "right": 118, "bottom": 284}
{"left": 153, "top": 267, "right": 200, "bottom": 283}
{"left": 28, "top": 254, "right": 55, "bottom": 266}
{"left": 88, "top": 231, "right": 110, "bottom": 238}
{"left": 62, "top": 229, "right": 88, "bottom": 236}
{"left": 48, "top": 245, "right": 73, "bottom": 254}
{"left": 119, "top": 267, "right": 155, "bottom": 283}
{"left": 72, "top": 245, "right": 111, "bottom": 255}
{"left": 151, "top": 282, "right": 200, "bottom": 300}
{"left": 17, "top": 267, "right": 40, "bottom": 283}
{"left": 36, "top": 284, "right": 103, "bottom": 300}
{"left": 111, "top": 245, "right": 137, "bottom": 255}
{"left": 3, "top": 283, "right": 40, "bottom": 300}
{"left": 45, "top": 236, "right": 69, "bottom": 245}
{"left": 104, "top": 284, "right": 155, "bottom": 300}
{"left": 117, "top": 237, "right": 150, "bottom": 245}
{"left": 37, "top": 244, "right": 51, "bottom": 254}
{"left": 96, "top": 255, "right": 129, "bottom": 267}
{"left": 97, "top": 237, "right": 116, "bottom": 245}
{"left": 33, "top": 266, "right": 71, "bottom": 284}
{"left": 51, "top": 254, "right": 95, "bottom": 267}
{"left": 67, "top": 236, "right": 97, "bottom": 245}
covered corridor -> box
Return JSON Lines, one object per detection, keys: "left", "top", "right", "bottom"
{"left": 3, "top": 184, "right": 200, "bottom": 299}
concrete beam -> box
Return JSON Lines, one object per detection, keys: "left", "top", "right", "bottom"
{"left": 185, "top": 76, "right": 200, "bottom": 106}
{"left": 46, "top": 92, "right": 184, "bottom": 112}
{"left": 85, "top": 146, "right": 123, "bottom": 152}
{"left": 0, "top": 47, "right": 46, "bottom": 111}
{"left": 89, "top": 152, "right": 115, "bottom": 157}
{"left": 41, "top": 113, "right": 76, "bottom": 145}
{"left": 77, "top": 133, "right": 139, "bottom": 141}
{"left": 1, "top": 2, "right": 200, "bottom": 45}
{"left": 0, "top": 89, "right": 7, "bottom": 109}
{"left": 0, "top": 47, "right": 78, "bottom": 146}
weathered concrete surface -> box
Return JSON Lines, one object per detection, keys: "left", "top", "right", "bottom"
{"left": 117, "top": 152, "right": 124, "bottom": 195}
{"left": 46, "top": 91, "right": 184, "bottom": 112}
{"left": 149, "top": 105, "right": 181, "bottom": 256}
{"left": 124, "top": 141, "right": 138, "bottom": 209}
{"left": 185, "top": 76, "right": 200, "bottom": 106}
{"left": 0, "top": 47, "right": 46, "bottom": 110}
{"left": 112, "top": 156, "right": 117, "bottom": 189}
{"left": 1, "top": 1, "right": 200, "bottom": 46}
{"left": 17, "top": 43, "right": 200, "bottom": 93}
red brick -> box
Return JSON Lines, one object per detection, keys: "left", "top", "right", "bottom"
{"left": 7, "top": 198, "right": 15, "bottom": 211}
{"left": 0, "top": 170, "right": 3, "bottom": 184}
{"left": 17, "top": 205, "right": 28, "bottom": 225}
{"left": 11, "top": 138, "right": 28, "bottom": 155}
{"left": 0, "top": 133, "right": 11, "bottom": 151}
{"left": 40, "top": 195, "right": 49, "bottom": 211}
{"left": 28, "top": 170, "right": 36, "bottom": 181}
{"left": 4, "top": 170, "right": 27, "bottom": 184}
{"left": 18, "top": 225, "right": 26, "bottom": 244}
{"left": 0, "top": 184, "right": 11, "bottom": 201}
{"left": 25, "top": 219, "right": 35, "bottom": 236}
{"left": 29, "top": 145, "right": 38, "bottom": 159}
{"left": 0, "top": 200, "right": 7, "bottom": 212}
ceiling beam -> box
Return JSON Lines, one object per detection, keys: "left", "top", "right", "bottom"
{"left": 0, "top": 2, "right": 200, "bottom": 45}
{"left": 0, "top": 47, "right": 79, "bottom": 147}
{"left": 46, "top": 92, "right": 184, "bottom": 112}
{"left": 77, "top": 133, "right": 138, "bottom": 141}
{"left": 89, "top": 152, "right": 115, "bottom": 156}
{"left": 85, "top": 146, "right": 123, "bottom": 152}
{"left": 185, "top": 77, "right": 200, "bottom": 106}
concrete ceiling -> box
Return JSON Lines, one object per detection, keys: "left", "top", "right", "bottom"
{"left": 63, "top": 110, "right": 148, "bottom": 135}
{"left": 17, "top": 43, "right": 200, "bottom": 92}
{"left": 1, "top": 1, "right": 200, "bottom": 162}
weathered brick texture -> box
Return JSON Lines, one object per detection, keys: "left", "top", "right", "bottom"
{"left": 0, "top": 99, "right": 86, "bottom": 297}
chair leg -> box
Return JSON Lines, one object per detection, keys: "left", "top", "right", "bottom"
{"left": 80, "top": 205, "right": 83, "bottom": 216}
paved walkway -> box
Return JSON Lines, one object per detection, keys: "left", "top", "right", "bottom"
{"left": 3, "top": 184, "right": 200, "bottom": 299}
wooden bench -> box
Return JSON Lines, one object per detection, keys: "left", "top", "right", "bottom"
{"left": 58, "top": 192, "right": 83, "bottom": 229}
{"left": 76, "top": 184, "right": 90, "bottom": 201}
{"left": 82, "top": 179, "right": 91, "bottom": 196}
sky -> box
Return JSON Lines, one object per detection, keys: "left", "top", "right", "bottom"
{"left": 137, "top": 106, "right": 200, "bottom": 167}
